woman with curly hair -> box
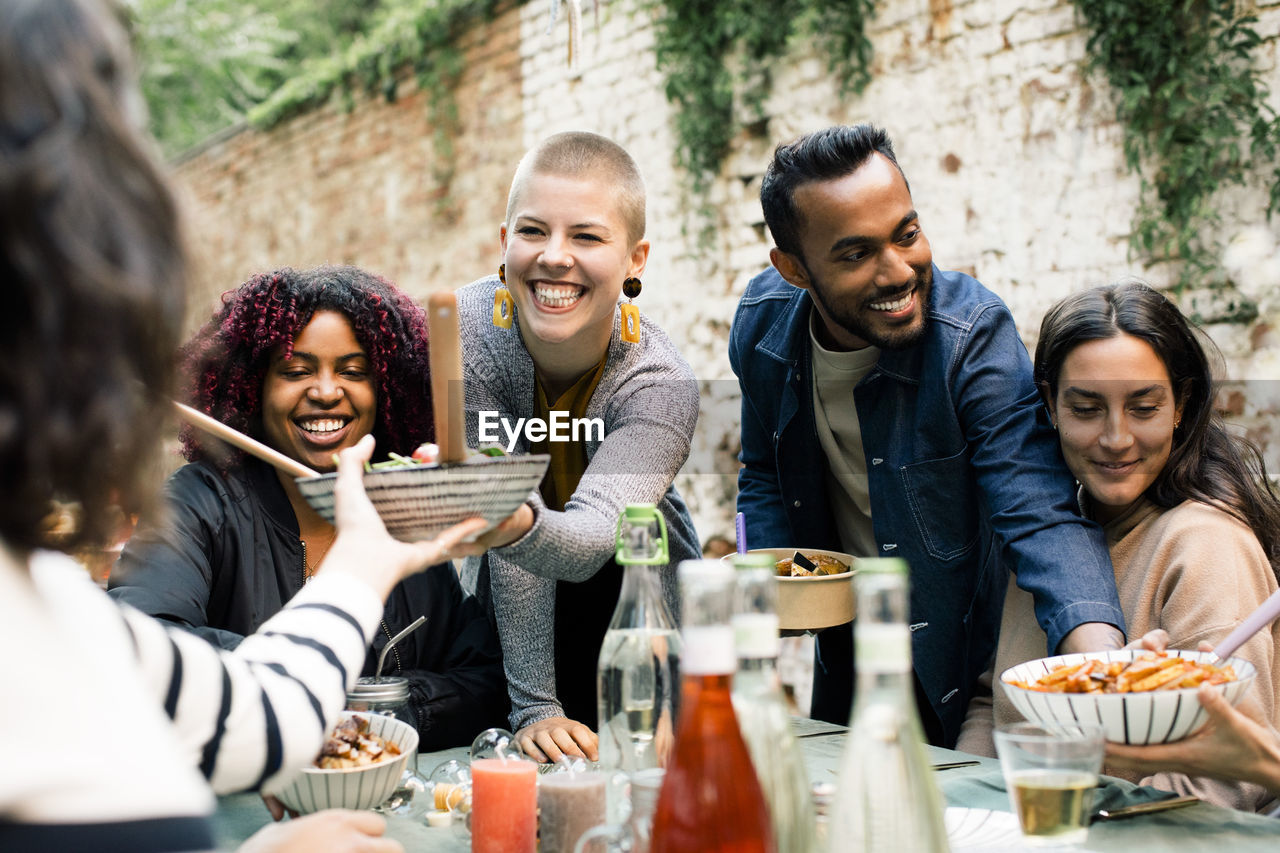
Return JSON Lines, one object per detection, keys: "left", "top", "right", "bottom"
{"left": 110, "top": 265, "right": 509, "bottom": 750}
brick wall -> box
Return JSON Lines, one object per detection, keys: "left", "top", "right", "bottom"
{"left": 171, "top": 0, "right": 1280, "bottom": 545}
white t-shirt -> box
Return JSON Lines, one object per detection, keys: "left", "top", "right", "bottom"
{"left": 809, "top": 311, "right": 880, "bottom": 558}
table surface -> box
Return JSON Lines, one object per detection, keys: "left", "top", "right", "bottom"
{"left": 213, "top": 716, "right": 1280, "bottom": 851}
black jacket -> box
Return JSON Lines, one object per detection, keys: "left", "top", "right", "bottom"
{"left": 109, "top": 458, "right": 509, "bottom": 750}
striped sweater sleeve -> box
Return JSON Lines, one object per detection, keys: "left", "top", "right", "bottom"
{"left": 120, "top": 570, "right": 384, "bottom": 794}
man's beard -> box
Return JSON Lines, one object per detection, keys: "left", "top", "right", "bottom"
{"left": 807, "top": 264, "right": 933, "bottom": 351}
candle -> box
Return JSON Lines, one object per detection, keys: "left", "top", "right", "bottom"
{"left": 537, "top": 772, "right": 608, "bottom": 853}
{"left": 471, "top": 758, "right": 537, "bottom": 853}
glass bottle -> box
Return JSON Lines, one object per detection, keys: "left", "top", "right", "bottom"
{"left": 650, "top": 560, "right": 775, "bottom": 853}
{"left": 829, "top": 558, "right": 949, "bottom": 853}
{"left": 597, "top": 504, "right": 682, "bottom": 791}
{"left": 731, "top": 552, "right": 816, "bottom": 853}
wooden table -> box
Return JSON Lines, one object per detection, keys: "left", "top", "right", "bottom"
{"left": 213, "top": 717, "right": 1280, "bottom": 851}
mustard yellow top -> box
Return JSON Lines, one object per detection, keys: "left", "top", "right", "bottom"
{"left": 532, "top": 352, "right": 609, "bottom": 512}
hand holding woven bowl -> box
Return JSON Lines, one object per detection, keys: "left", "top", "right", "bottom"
{"left": 1000, "top": 649, "right": 1256, "bottom": 745}
{"left": 270, "top": 712, "right": 419, "bottom": 815}
{"left": 295, "top": 454, "right": 549, "bottom": 543}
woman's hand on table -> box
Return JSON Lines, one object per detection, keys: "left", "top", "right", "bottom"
{"left": 320, "top": 435, "right": 488, "bottom": 599}
{"left": 238, "top": 809, "right": 402, "bottom": 853}
{"left": 515, "top": 716, "right": 599, "bottom": 764}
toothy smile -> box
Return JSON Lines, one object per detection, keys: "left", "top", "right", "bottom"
{"left": 533, "top": 283, "right": 584, "bottom": 309}
{"left": 298, "top": 418, "right": 349, "bottom": 435}
{"left": 869, "top": 291, "right": 914, "bottom": 312}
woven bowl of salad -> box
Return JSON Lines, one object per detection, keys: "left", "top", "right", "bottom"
{"left": 296, "top": 446, "right": 549, "bottom": 542}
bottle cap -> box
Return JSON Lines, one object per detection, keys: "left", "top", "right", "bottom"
{"left": 616, "top": 503, "right": 669, "bottom": 566}
{"left": 623, "top": 503, "right": 659, "bottom": 522}
{"left": 730, "top": 552, "right": 775, "bottom": 571}
{"left": 347, "top": 676, "right": 410, "bottom": 702}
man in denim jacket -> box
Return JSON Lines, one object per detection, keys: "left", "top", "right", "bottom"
{"left": 730, "top": 125, "right": 1126, "bottom": 746}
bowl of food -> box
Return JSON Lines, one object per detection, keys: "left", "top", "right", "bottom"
{"left": 1000, "top": 649, "right": 1255, "bottom": 745}
{"left": 725, "top": 548, "right": 856, "bottom": 631}
{"left": 271, "top": 712, "right": 419, "bottom": 814}
{"left": 295, "top": 451, "right": 549, "bottom": 543}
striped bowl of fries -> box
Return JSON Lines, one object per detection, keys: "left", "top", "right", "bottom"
{"left": 1000, "top": 649, "right": 1256, "bottom": 745}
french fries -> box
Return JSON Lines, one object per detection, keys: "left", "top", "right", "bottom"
{"left": 1007, "top": 652, "right": 1237, "bottom": 694}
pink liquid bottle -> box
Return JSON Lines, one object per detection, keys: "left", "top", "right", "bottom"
{"left": 650, "top": 560, "right": 775, "bottom": 853}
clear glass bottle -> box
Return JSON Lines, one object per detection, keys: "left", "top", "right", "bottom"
{"left": 597, "top": 504, "right": 682, "bottom": 792}
{"left": 650, "top": 560, "right": 775, "bottom": 853}
{"left": 731, "top": 552, "right": 817, "bottom": 853}
{"left": 829, "top": 558, "right": 949, "bottom": 853}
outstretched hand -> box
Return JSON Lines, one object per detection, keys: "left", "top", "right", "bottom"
{"left": 319, "top": 435, "right": 488, "bottom": 599}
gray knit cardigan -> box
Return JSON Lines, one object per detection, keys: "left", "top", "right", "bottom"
{"left": 456, "top": 275, "right": 701, "bottom": 729}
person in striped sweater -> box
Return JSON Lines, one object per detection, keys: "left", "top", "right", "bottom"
{"left": 0, "top": 1, "right": 492, "bottom": 850}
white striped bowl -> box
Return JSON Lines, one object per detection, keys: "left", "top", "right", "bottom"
{"left": 1000, "top": 649, "right": 1256, "bottom": 745}
{"left": 296, "top": 454, "right": 549, "bottom": 543}
{"left": 272, "top": 712, "right": 419, "bottom": 814}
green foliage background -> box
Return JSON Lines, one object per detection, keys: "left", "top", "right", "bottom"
{"left": 134, "top": 0, "right": 1280, "bottom": 286}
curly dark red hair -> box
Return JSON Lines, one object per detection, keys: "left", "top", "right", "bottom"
{"left": 179, "top": 265, "right": 434, "bottom": 465}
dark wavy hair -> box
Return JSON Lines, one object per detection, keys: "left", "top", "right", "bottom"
{"left": 179, "top": 266, "right": 435, "bottom": 466}
{"left": 1035, "top": 281, "right": 1280, "bottom": 577}
{"left": 0, "top": 0, "right": 185, "bottom": 554}
{"left": 760, "top": 124, "right": 907, "bottom": 258}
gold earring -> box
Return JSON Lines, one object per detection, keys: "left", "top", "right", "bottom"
{"left": 493, "top": 266, "right": 513, "bottom": 330}
{"left": 620, "top": 303, "right": 640, "bottom": 343}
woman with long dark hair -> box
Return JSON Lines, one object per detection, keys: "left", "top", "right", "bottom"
{"left": 960, "top": 281, "right": 1280, "bottom": 811}
{"left": 0, "top": 0, "right": 487, "bottom": 847}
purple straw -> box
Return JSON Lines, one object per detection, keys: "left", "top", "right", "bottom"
{"left": 735, "top": 512, "right": 748, "bottom": 554}
{"left": 1212, "top": 588, "right": 1280, "bottom": 662}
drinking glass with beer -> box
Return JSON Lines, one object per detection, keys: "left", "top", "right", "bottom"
{"left": 994, "top": 722, "right": 1105, "bottom": 846}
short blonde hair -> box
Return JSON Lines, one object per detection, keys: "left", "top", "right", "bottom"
{"left": 505, "top": 131, "right": 646, "bottom": 244}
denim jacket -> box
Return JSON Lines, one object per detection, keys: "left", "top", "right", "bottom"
{"left": 729, "top": 265, "right": 1125, "bottom": 746}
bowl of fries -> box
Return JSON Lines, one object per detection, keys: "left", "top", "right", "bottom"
{"left": 270, "top": 712, "right": 419, "bottom": 815}
{"left": 1000, "top": 649, "right": 1256, "bottom": 745}
{"left": 295, "top": 453, "right": 549, "bottom": 543}
{"left": 723, "top": 548, "right": 856, "bottom": 631}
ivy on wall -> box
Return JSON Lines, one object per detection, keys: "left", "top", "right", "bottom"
{"left": 647, "top": 0, "right": 876, "bottom": 199}
{"left": 237, "top": 0, "right": 1278, "bottom": 288}
{"left": 1069, "top": 0, "right": 1280, "bottom": 288}
{"left": 247, "top": 0, "right": 508, "bottom": 185}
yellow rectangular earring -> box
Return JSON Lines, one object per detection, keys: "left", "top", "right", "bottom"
{"left": 620, "top": 302, "right": 641, "bottom": 343}
{"left": 492, "top": 287, "right": 514, "bottom": 329}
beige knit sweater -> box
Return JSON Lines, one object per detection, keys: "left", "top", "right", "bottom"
{"left": 958, "top": 498, "right": 1279, "bottom": 811}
